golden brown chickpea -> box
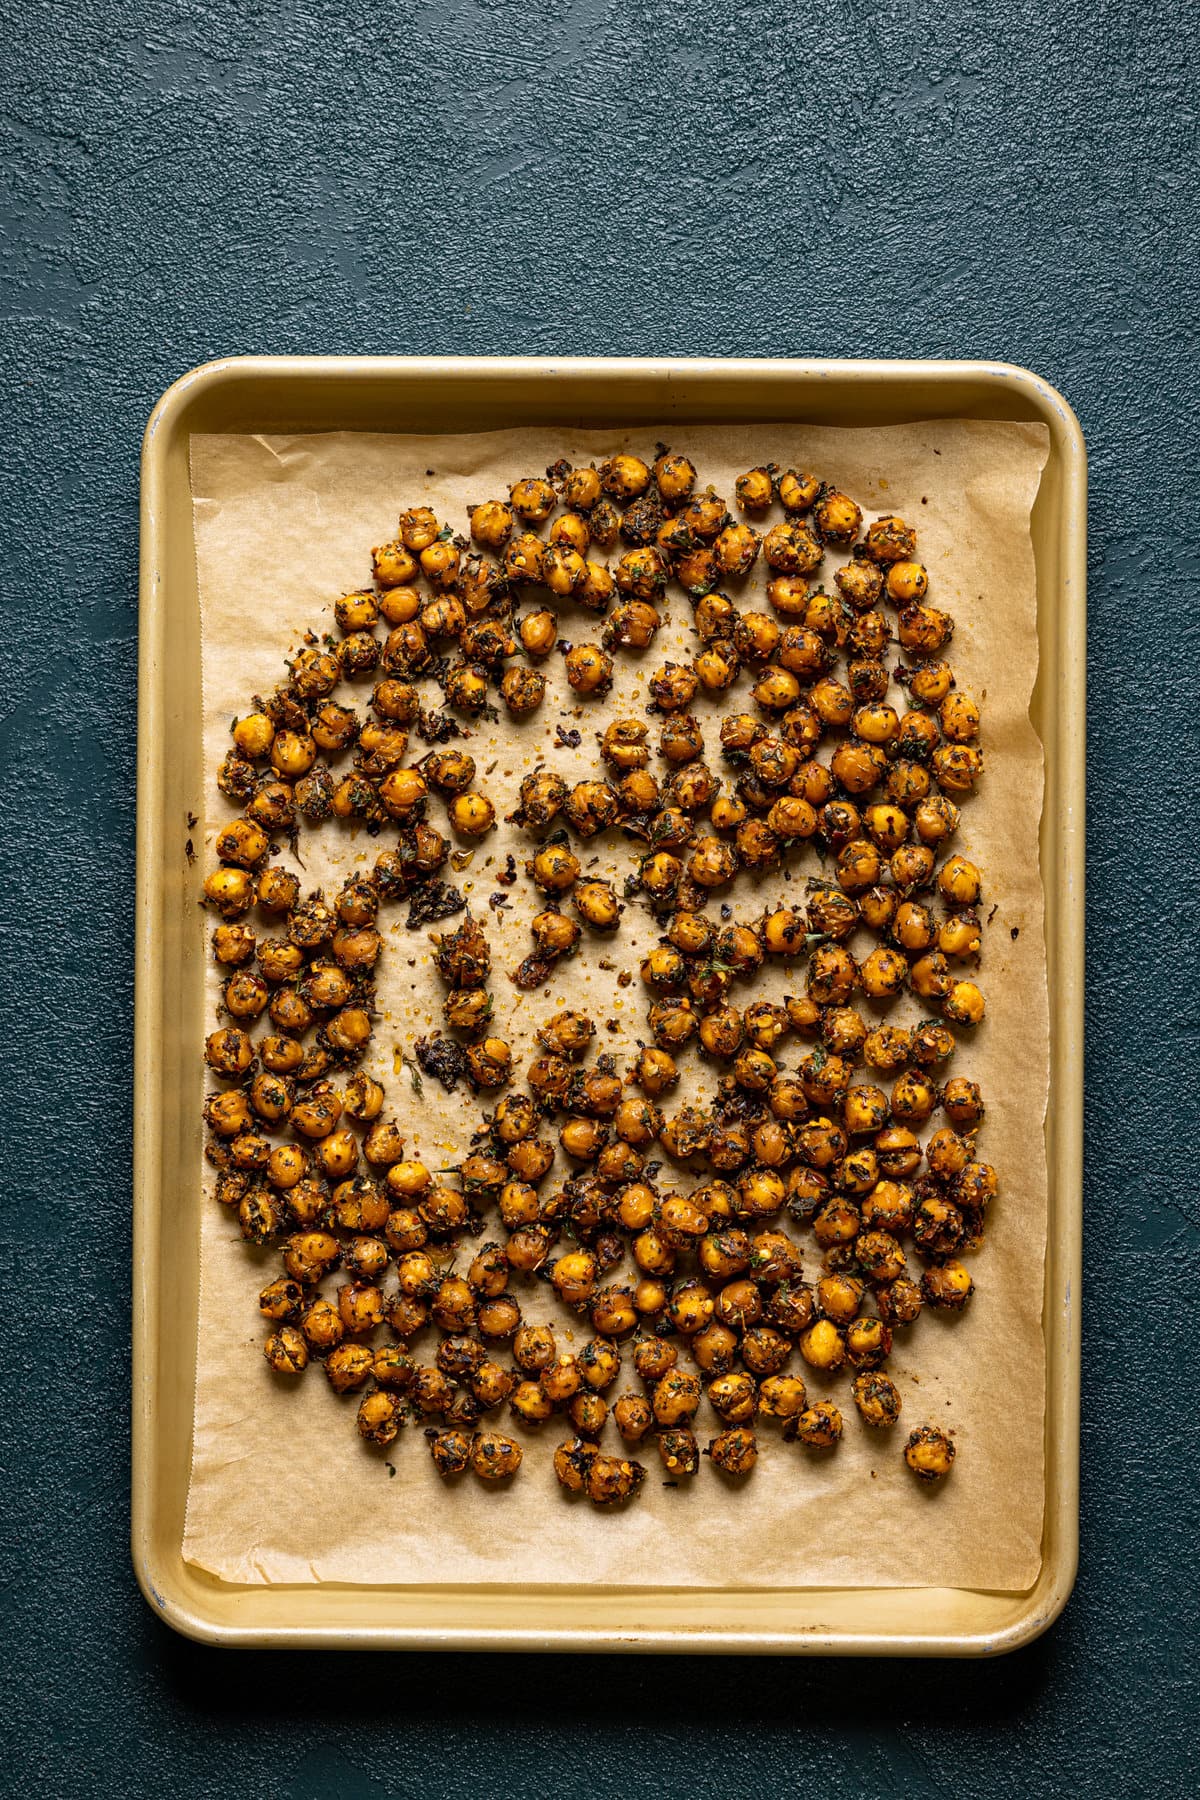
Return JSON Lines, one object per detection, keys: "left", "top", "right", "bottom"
{"left": 787, "top": 1401, "right": 843, "bottom": 1449}
{"left": 817, "top": 1272, "right": 864, "bottom": 1326}
{"left": 922, "top": 1261, "right": 975, "bottom": 1311}
{"left": 653, "top": 1368, "right": 702, "bottom": 1425}
{"left": 714, "top": 521, "right": 761, "bottom": 579}
{"left": 707, "top": 1426, "right": 758, "bottom": 1476}
{"left": 728, "top": 466, "right": 771, "bottom": 513}
{"left": 813, "top": 489, "right": 862, "bottom": 547}
{"left": 508, "top": 1324, "right": 554, "bottom": 1376}
{"left": 501, "top": 531, "right": 545, "bottom": 587}
{"left": 203, "top": 1026, "right": 253, "bottom": 1078}
{"left": 939, "top": 689, "right": 981, "bottom": 741}
{"left": 798, "top": 1318, "right": 846, "bottom": 1372}
{"left": 905, "top": 1423, "right": 956, "bottom": 1481}
{"left": 937, "top": 855, "right": 982, "bottom": 909}
{"left": 943, "top": 980, "right": 986, "bottom": 1027}
{"left": 465, "top": 1430, "right": 521, "bottom": 1482}
{"left": 903, "top": 661, "right": 951, "bottom": 710}
{"left": 859, "top": 945, "right": 910, "bottom": 1000}
{"left": 504, "top": 475, "right": 552, "bottom": 522}
{"left": 598, "top": 453, "right": 650, "bottom": 501}
{"left": 892, "top": 1070, "right": 938, "bottom": 1125}
{"left": 747, "top": 1376, "right": 805, "bottom": 1431}
{"left": 605, "top": 1392, "right": 650, "bottom": 1445}
{"left": 324, "top": 1342, "right": 375, "bottom": 1394}
{"left": 860, "top": 515, "right": 915, "bottom": 564}
{"left": 763, "top": 520, "right": 823, "bottom": 574}
{"left": 546, "top": 512, "right": 589, "bottom": 555}
{"left": 508, "top": 1379, "right": 554, "bottom": 1427}
{"left": 765, "top": 465, "right": 812, "bottom": 513}
{"left": 846, "top": 1312, "right": 894, "bottom": 1368}
{"left": 445, "top": 791, "right": 494, "bottom": 838}
{"left": 467, "top": 498, "right": 514, "bottom": 549}
{"left": 909, "top": 949, "right": 953, "bottom": 1002}
{"left": 564, "top": 643, "right": 613, "bottom": 696}
{"left": 646, "top": 1427, "right": 696, "bottom": 1481}
{"left": 373, "top": 537, "right": 421, "bottom": 589}
{"left": 566, "top": 1391, "right": 608, "bottom": 1439}
{"left": 264, "top": 1324, "right": 308, "bottom": 1375}
{"left": 934, "top": 914, "right": 979, "bottom": 964}
{"left": 870, "top": 1276, "right": 919, "bottom": 1331}
{"left": 955, "top": 1159, "right": 998, "bottom": 1212}
{"left": 629, "top": 1046, "right": 677, "bottom": 1099}
{"left": 940, "top": 1078, "right": 983, "bottom": 1129}
{"left": 580, "top": 1452, "right": 643, "bottom": 1506}
{"left": 879, "top": 556, "right": 927, "bottom": 602}
{"left": 572, "top": 880, "right": 622, "bottom": 931}
{"left": 549, "top": 1249, "right": 598, "bottom": 1309}
{"left": 298, "top": 1297, "right": 344, "bottom": 1353}
{"left": 850, "top": 1371, "right": 901, "bottom": 1429}
{"left": 898, "top": 605, "right": 955, "bottom": 655}
{"left": 807, "top": 944, "right": 858, "bottom": 1005}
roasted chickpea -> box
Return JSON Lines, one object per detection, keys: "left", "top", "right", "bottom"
{"left": 466, "top": 1430, "right": 521, "bottom": 1482}
{"left": 653, "top": 1368, "right": 702, "bottom": 1425}
{"left": 921, "top": 1260, "right": 976, "bottom": 1311}
{"left": 905, "top": 1423, "right": 956, "bottom": 1482}
{"left": 870, "top": 1276, "right": 919, "bottom": 1330}
{"left": 849, "top": 1371, "right": 901, "bottom": 1429}
{"left": 846, "top": 1313, "right": 894, "bottom": 1369}
{"left": 813, "top": 489, "right": 862, "bottom": 546}
{"left": 787, "top": 1402, "right": 843, "bottom": 1449}
{"left": 564, "top": 644, "right": 613, "bottom": 696}
{"left": 798, "top": 1318, "right": 845, "bottom": 1372}
{"left": 943, "top": 980, "right": 986, "bottom": 1027}
{"left": 264, "top": 1325, "right": 308, "bottom": 1375}
{"left": 707, "top": 1426, "right": 758, "bottom": 1475}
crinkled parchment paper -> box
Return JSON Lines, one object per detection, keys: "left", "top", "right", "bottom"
{"left": 183, "top": 418, "right": 1049, "bottom": 1590}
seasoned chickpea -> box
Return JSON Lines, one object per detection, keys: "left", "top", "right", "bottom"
{"left": 707, "top": 1427, "right": 758, "bottom": 1475}
{"left": 798, "top": 1318, "right": 845, "bottom": 1372}
{"left": 852, "top": 1371, "right": 902, "bottom": 1428}
{"left": 564, "top": 644, "right": 613, "bottom": 696}
{"left": 922, "top": 1261, "right": 975, "bottom": 1311}
{"left": 264, "top": 1325, "right": 308, "bottom": 1375}
{"left": 787, "top": 1402, "right": 843, "bottom": 1449}
{"left": 573, "top": 880, "right": 622, "bottom": 930}
{"left": 612, "top": 1394, "right": 653, "bottom": 1443}
{"left": 653, "top": 1369, "right": 702, "bottom": 1425}
{"left": 905, "top": 1424, "right": 956, "bottom": 1482}
{"left": 469, "top": 1431, "right": 523, "bottom": 1482}
{"left": 943, "top": 980, "right": 986, "bottom": 1027}
{"left": 813, "top": 489, "right": 862, "bottom": 546}
{"left": 941, "top": 690, "right": 982, "bottom": 741}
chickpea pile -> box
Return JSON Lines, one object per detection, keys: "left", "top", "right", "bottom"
{"left": 204, "top": 452, "right": 989, "bottom": 1501}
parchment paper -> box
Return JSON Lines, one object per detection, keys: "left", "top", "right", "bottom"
{"left": 184, "top": 418, "right": 1050, "bottom": 1591}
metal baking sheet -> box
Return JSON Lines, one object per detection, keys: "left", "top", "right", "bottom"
{"left": 133, "top": 355, "right": 1084, "bottom": 1653}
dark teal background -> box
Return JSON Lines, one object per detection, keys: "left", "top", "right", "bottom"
{"left": 3, "top": 2, "right": 1197, "bottom": 1795}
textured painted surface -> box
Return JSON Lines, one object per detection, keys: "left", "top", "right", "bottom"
{"left": 1, "top": 0, "right": 1197, "bottom": 1794}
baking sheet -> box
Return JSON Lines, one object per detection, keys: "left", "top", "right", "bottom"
{"left": 184, "top": 419, "right": 1049, "bottom": 1590}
